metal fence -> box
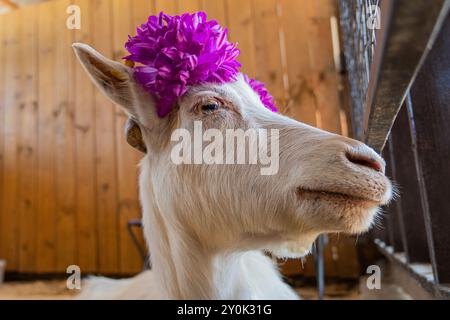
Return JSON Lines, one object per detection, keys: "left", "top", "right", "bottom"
{"left": 339, "top": 0, "right": 380, "bottom": 140}
{"left": 339, "top": 0, "right": 450, "bottom": 298}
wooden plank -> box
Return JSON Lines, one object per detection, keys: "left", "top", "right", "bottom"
{"left": 91, "top": 0, "right": 120, "bottom": 274}
{"left": 0, "top": 8, "right": 5, "bottom": 270}
{"left": 112, "top": 0, "right": 143, "bottom": 274}
{"left": 176, "top": 0, "right": 200, "bottom": 13}
{"left": 279, "top": 258, "right": 303, "bottom": 277}
{"left": 73, "top": 0, "right": 99, "bottom": 273}
{"left": 6, "top": 11, "right": 22, "bottom": 271}
{"left": 305, "top": 1, "right": 341, "bottom": 133}
{"left": 131, "top": 0, "right": 154, "bottom": 27}
{"left": 305, "top": 1, "right": 353, "bottom": 277}
{"left": 0, "top": 0, "right": 368, "bottom": 276}
{"left": 321, "top": 236, "right": 339, "bottom": 279}
{"left": 376, "top": 241, "right": 449, "bottom": 299}
{"left": 305, "top": 1, "right": 337, "bottom": 71}
{"left": 0, "top": 11, "right": 21, "bottom": 271}
{"left": 278, "top": 0, "right": 316, "bottom": 126}
{"left": 226, "top": 0, "right": 256, "bottom": 77}
{"left": 363, "top": 0, "right": 450, "bottom": 152}
{"left": 177, "top": 0, "right": 200, "bottom": 13}
{"left": 0, "top": 0, "right": 18, "bottom": 9}
{"left": 338, "top": 0, "right": 370, "bottom": 140}
{"left": 17, "top": 5, "right": 38, "bottom": 272}
{"left": 251, "top": 0, "right": 287, "bottom": 111}
{"left": 302, "top": 255, "right": 317, "bottom": 278}
{"left": 279, "top": 1, "right": 358, "bottom": 279}
{"left": 334, "top": 235, "right": 361, "bottom": 279}
{"left": 36, "top": 1, "right": 57, "bottom": 272}
{"left": 390, "top": 104, "right": 429, "bottom": 263}
{"left": 53, "top": 0, "right": 77, "bottom": 272}
{"left": 408, "top": 15, "right": 450, "bottom": 284}
{"left": 200, "top": 0, "right": 226, "bottom": 25}
{"left": 154, "top": 0, "right": 177, "bottom": 15}
{"left": 129, "top": 0, "right": 156, "bottom": 272}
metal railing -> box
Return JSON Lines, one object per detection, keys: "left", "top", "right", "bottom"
{"left": 340, "top": 0, "right": 450, "bottom": 298}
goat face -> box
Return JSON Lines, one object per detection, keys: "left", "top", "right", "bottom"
{"left": 73, "top": 43, "right": 393, "bottom": 257}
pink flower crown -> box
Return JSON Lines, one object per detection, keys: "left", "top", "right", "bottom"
{"left": 124, "top": 11, "right": 277, "bottom": 117}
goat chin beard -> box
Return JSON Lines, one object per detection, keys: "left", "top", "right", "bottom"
{"left": 265, "top": 235, "right": 319, "bottom": 259}
{"left": 265, "top": 205, "right": 382, "bottom": 259}
{"left": 267, "top": 242, "right": 312, "bottom": 259}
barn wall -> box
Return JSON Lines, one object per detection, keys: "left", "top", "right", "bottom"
{"left": 0, "top": 0, "right": 355, "bottom": 276}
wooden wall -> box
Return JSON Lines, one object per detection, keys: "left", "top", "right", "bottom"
{"left": 0, "top": 0, "right": 355, "bottom": 276}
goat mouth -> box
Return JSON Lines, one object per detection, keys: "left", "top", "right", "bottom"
{"left": 296, "top": 187, "right": 379, "bottom": 206}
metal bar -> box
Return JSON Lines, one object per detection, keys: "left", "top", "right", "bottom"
{"left": 386, "top": 131, "right": 411, "bottom": 259}
{"left": 338, "top": 0, "right": 385, "bottom": 140}
{"left": 314, "top": 235, "right": 325, "bottom": 300}
{"left": 406, "top": 14, "right": 450, "bottom": 283}
{"left": 127, "top": 219, "right": 151, "bottom": 270}
{"left": 383, "top": 140, "right": 403, "bottom": 252}
{"left": 375, "top": 146, "right": 391, "bottom": 246}
{"left": 375, "top": 241, "right": 450, "bottom": 299}
{"left": 363, "top": 0, "right": 450, "bottom": 152}
{"left": 390, "top": 105, "right": 430, "bottom": 263}
{"left": 406, "top": 15, "right": 450, "bottom": 282}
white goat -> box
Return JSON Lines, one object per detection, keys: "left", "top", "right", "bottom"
{"left": 72, "top": 43, "right": 392, "bottom": 299}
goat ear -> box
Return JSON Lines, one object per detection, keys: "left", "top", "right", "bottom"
{"left": 72, "top": 42, "right": 134, "bottom": 114}
{"left": 125, "top": 117, "right": 147, "bottom": 153}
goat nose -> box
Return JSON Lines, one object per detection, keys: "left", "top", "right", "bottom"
{"left": 345, "top": 147, "right": 384, "bottom": 173}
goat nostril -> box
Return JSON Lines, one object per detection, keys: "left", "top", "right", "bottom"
{"left": 345, "top": 152, "right": 382, "bottom": 172}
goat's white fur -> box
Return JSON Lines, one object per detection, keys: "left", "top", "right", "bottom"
{"left": 73, "top": 43, "right": 392, "bottom": 300}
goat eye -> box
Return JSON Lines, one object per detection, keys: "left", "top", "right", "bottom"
{"left": 201, "top": 101, "right": 220, "bottom": 113}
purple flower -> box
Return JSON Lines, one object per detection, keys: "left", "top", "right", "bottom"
{"left": 125, "top": 12, "right": 240, "bottom": 117}
{"left": 124, "top": 12, "right": 277, "bottom": 117}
